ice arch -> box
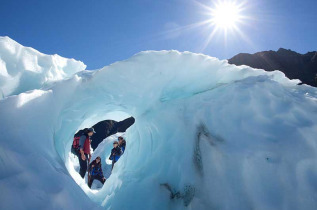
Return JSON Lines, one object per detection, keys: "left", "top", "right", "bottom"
{"left": 1, "top": 51, "right": 317, "bottom": 210}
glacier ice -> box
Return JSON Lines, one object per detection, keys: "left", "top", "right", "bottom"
{"left": 0, "top": 36, "right": 86, "bottom": 99}
{"left": 0, "top": 39, "right": 317, "bottom": 210}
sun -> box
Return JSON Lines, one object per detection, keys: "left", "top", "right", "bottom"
{"left": 161, "top": 0, "right": 250, "bottom": 51}
{"left": 210, "top": 1, "right": 242, "bottom": 29}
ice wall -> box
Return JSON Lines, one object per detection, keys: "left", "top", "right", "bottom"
{"left": 1, "top": 49, "right": 317, "bottom": 210}
{"left": 0, "top": 36, "right": 86, "bottom": 98}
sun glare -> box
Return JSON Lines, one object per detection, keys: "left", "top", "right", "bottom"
{"left": 161, "top": 0, "right": 250, "bottom": 51}
{"left": 211, "top": 1, "right": 242, "bottom": 29}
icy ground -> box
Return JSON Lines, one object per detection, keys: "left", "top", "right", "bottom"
{"left": 1, "top": 37, "right": 317, "bottom": 210}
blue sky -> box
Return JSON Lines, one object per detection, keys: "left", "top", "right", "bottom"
{"left": 1, "top": 0, "right": 316, "bottom": 69}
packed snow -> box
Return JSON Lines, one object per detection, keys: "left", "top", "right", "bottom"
{"left": 1, "top": 38, "right": 317, "bottom": 210}
{"left": 0, "top": 36, "right": 86, "bottom": 99}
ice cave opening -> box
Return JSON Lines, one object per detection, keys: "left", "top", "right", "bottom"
{"left": 67, "top": 112, "right": 135, "bottom": 192}
{"left": 54, "top": 110, "right": 136, "bottom": 204}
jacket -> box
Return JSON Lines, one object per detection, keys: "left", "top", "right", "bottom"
{"left": 119, "top": 142, "right": 126, "bottom": 154}
{"left": 79, "top": 134, "right": 91, "bottom": 154}
{"left": 89, "top": 160, "right": 104, "bottom": 177}
{"left": 109, "top": 147, "right": 122, "bottom": 162}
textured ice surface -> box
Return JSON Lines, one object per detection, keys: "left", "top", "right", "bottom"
{"left": 0, "top": 36, "right": 86, "bottom": 98}
{"left": 1, "top": 44, "right": 317, "bottom": 210}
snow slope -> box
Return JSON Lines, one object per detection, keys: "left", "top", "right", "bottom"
{"left": 1, "top": 42, "right": 317, "bottom": 210}
{"left": 0, "top": 36, "right": 86, "bottom": 99}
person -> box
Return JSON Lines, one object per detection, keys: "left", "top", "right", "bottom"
{"left": 109, "top": 141, "right": 122, "bottom": 170}
{"left": 88, "top": 156, "right": 106, "bottom": 188}
{"left": 118, "top": 136, "right": 126, "bottom": 154}
{"left": 78, "top": 127, "right": 95, "bottom": 178}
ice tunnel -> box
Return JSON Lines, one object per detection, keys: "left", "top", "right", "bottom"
{"left": 1, "top": 50, "right": 317, "bottom": 210}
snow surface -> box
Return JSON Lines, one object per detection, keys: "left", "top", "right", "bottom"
{"left": 0, "top": 36, "right": 86, "bottom": 99}
{"left": 1, "top": 39, "right": 317, "bottom": 210}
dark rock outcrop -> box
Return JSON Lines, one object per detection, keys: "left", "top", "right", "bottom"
{"left": 91, "top": 117, "right": 135, "bottom": 150}
{"left": 228, "top": 48, "right": 317, "bottom": 87}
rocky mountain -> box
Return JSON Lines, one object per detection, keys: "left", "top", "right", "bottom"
{"left": 228, "top": 48, "right": 317, "bottom": 87}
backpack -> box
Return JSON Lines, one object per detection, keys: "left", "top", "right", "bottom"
{"left": 71, "top": 128, "right": 88, "bottom": 155}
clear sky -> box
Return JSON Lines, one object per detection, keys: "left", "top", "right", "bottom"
{"left": 1, "top": 0, "right": 316, "bottom": 69}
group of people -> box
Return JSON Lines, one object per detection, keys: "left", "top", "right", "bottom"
{"left": 72, "top": 127, "right": 127, "bottom": 188}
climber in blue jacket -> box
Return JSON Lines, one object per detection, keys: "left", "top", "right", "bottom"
{"left": 88, "top": 156, "right": 105, "bottom": 188}
{"left": 109, "top": 141, "right": 122, "bottom": 170}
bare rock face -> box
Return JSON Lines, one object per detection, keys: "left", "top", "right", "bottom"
{"left": 228, "top": 48, "right": 317, "bottom": 87}
{"left": 91, "top": 117, "right": 135, "bottom": 150}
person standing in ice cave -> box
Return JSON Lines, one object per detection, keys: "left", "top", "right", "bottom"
{"left": 118, "top": 136, "right": 126, "bottom": 153}
{"left": 109, "top": 141, "right": 122, "bottom": 170}
{"left": 78, "top": 128, "right": 95, "bottom": 178}
{"left": 88, "top": 156, "right": 106, "bottom": 188}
